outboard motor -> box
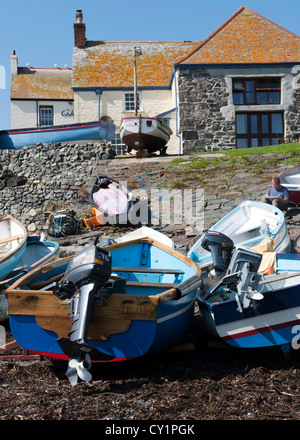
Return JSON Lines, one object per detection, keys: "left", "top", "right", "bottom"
{"left": 57, "top": 238, "right": 112, "bottom": 386}
{"left": 201, "top": 231, "right": 234, "bottom": 277}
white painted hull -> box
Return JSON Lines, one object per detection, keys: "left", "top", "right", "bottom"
{"left": 0, "top": 216, "right": 27, "bottom": 281}
{"left": 279, "top": 166, "right": 300, "bottom": 205}
{"left": 116, "top": 227, "right": 174, "bottom": 249}
{"left": 188, "top": 200, "right": 290, "bottom": 268}
{"left": 120, "top": 117, "right": 172, "bottom": 153}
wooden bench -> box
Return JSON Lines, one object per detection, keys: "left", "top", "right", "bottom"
{"left": 0, "top": 234, "right": 24, "bottom": 245}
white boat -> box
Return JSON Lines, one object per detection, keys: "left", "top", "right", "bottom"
{"left": 196, "top": 233, "right": 300, "bottom": 357}
{"left": 0, "top": 236, "right": 60, "bottom": 322}
{"left": 279, "top": 165, "right": 300, "bottom": 206}
{"left": 0, "top": 215, "right": 27, "bottom": 281}
{"left": 116, "top": 226, "right": 174, "bottom": 248}
{"left": 98, "top": 226, "right": 175, "bottom": 249}
{"left": 188, "top": 200, "right": 290, "bottom": 268}
{"left": 120, "top": 116, "right": 172, "bottom": 154}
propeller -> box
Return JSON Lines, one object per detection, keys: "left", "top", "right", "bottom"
{"left": 246, "top": 289, "right": 264, "bottom": 301}
{"left": 66, "top": 354, "right": 92, "bottom": 386}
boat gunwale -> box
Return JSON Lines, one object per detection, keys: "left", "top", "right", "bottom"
{"left": 0, "top": 215, "right": 27, "bottom": 265}
{"left": 6, "top": 237, "right": 201, "bottom": 306}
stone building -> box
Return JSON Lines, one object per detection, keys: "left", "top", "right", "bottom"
{"left": 174, "top": 6, "right": 300, "bottom": 153}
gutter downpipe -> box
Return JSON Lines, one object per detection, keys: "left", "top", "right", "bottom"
{"left": 95, "top": 88, "right": 102, "bottom": 120}
{"left": 172, "top": 65, "right": 182, "bottom": 155}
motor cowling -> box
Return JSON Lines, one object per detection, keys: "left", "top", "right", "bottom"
{"left": 201, "top": 231, "right": 234, "bottom": 277}
{"left": 57, "top": 241, "right": 114, "bottom": 386}
{"left": 63, "top": 244, "right": 112, "bottom": 289}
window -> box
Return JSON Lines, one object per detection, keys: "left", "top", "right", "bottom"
{"left": 39, "top": 106, "right": 53, "bottom": 126}
{"left": 111, "top": 133, "right": 127, "bottom": 155}
{"left": 236, "top": 112, "right": 284, "bottom": 148}
{"left": 233, "top": 78, "right": 281, "bottom": 105}
{"left": 124, "top": 92, "right": 141, "bottom": 111}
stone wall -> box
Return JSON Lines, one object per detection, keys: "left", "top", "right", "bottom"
{"left": 178, "top": 68, "right": 236, "bottom": 153}
{"left": 0, "top": 141, "right": 116, "bottom": 233}
{"left": 177, "top": 66, "right": 300, "bottom": 153}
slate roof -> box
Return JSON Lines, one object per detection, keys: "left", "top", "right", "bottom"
{"left": 72, "top": 41, "right": 200, "bottom": 88}
{"left": 178, "top": 6, "right": 300, "bottom": 65}
{"left": 11, "top": 67, "right": 74, "bottom": 100}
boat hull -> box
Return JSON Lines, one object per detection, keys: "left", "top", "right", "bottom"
{"left": 120, "top": 117, "right": 172, "bottom": 153}
{"left": 0, "top": 237, "right": 59, "bottom": 322}
{"left": 188, "top": 200, "right": 290, "bottom": 268}
{"left": 197, "top": 253, "right": 300, "bottom": 352}
{"left": 0, "top": 121, "right": 115, "bottom": 149}
{"left": 6, "top": 238, "right": 201, "bottom": 362}
{"left": 279, "top": 165, "right": 300, "bottom": 206}
{"left": 0, "top": 216, "right": 27, "bottom": 281}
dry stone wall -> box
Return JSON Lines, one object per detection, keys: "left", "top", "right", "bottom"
{"left": 0, "top": 141, "right": 116, "bottom": 232}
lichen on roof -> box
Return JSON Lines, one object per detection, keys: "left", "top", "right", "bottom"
{"left": 11, "top": 68, "right": 74, "bottom": 100}
{"left": 179, "top": 7, "right": 300, "bottom": 64}
{"left": 72, "top": 41, "right": 200, "bottom": 88}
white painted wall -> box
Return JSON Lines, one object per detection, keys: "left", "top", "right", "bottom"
{"left": 74, "top": 88, "right": 181, "bottom": 154}
{"left": 11, "top": 100, "right": 74, "bottom": 129}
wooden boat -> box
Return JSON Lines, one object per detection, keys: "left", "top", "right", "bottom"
{"left": 0, "top": 119, "right": 115, "bottom": 150}
{"left": 279, "top": 165, "right": 300, "bottom": 206}
{"left": 0, "top": 215, "right": 27, "bottom": 281}
{"left": 6, "top": 238, "right": 201, "bottom": 385}
{"left": 188, "top": 200, "right": 290, "bottom": 269}
{"left": 120, "top": 116, "right": 172, "bottom": 154}
{"left": 197, "top": 231, "right": 300, "bottom": 356}
{"left": 0, "top": 236, "right": 59, "bottom": 322}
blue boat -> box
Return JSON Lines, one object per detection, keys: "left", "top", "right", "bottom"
{"left": 196, "top": 230, "right": 300, "bottom": 357}
{"left": 0, "top": 215, "right": 27, "bottom": 281}
{"left": 0, "top": 120, "right": 115, "bottom": 149}
{"left": 6, "top": 237, "right": 201, "bottom": 385}
{"left": 0, "top": 235, "right": 60, "bottom": 322}
{"left": 188, "top": 200, "right": 290, "bottom": 269}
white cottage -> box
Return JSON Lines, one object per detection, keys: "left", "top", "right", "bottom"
{"left": 10, "top": 51, "right": 74, "bottom": 129}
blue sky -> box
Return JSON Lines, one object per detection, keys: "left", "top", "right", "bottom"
{"left": 0, "top": 0, "right": 299, "bottom": 130}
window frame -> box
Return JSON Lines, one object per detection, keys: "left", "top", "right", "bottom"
{"left": 124, "top": 92, "right": 141, "bottom": 112}
{"left": 236, "top": 111, "right": 284, "bottom": 148}
{"left": 233, "top": 78, "right": 281, "bottom": 106}
{"left": 39, "top": 106, "right": 53, "bottom": 127}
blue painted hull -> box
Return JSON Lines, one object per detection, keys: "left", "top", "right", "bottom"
{"left": 197, "top": 253, "right": 300, "bottom": 353}
{"left": 7, "top": 238, "right": 201, "bottom": 362}
{"left": 0, "top": 121, "right": 115, "bottom": 149}
{"left": 0, "top": 237, "right": 59, "bottom": 322}
{"left": 188, "top": 200, "right": 290, "bottom": 268}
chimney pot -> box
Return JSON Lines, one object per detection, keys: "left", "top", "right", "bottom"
{"left": 76, "top": 10, "right": 83, "bottom": 23}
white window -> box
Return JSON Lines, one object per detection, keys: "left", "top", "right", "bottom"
{"left": 111, "top": 133, "right": 127, "bottom": 155}
{"left": 39, "top": 106, "right": 53, "bottom": 126}
{"left": 124, "top": 92, "right": 141, "bottom": 112}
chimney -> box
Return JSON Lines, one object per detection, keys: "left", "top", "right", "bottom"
{"left": 74, "top": 10, "right": 86, "bottom": 48}
{"left": 11, "top": 50, "right": 18, "bottom": 75}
